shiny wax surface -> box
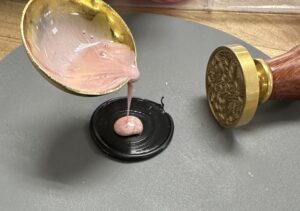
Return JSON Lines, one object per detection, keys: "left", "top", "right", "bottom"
{"left": 30, "top": 10, "right": 139, "bottom": 94}
{"left": 114, "top": 115, "right": 143, "bottom": 136}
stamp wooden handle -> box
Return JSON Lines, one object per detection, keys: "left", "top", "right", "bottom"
{"left": 266, "top": 45, "right": 300, "bottom": 100}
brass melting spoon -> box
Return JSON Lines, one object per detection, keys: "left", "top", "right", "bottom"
{"left": 206, "top": 44, "right": 300, "bottom": 128}
{"left": 21, "top": 0, "right": 136, "bottom": 95}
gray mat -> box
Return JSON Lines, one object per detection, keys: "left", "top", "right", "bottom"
{"left": 1, "top": 13, "right": 299, "bottom": 210}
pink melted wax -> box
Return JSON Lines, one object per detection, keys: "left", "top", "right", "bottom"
{"left": 31, "top": 10, "right": 143, "bottom": 136}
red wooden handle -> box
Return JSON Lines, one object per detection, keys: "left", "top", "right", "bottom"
{"left": 266, "top": 45, "right": 300, "bottom": 100}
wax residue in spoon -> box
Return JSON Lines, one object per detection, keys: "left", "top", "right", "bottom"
{"left": 30, "top": 10, "right": 143, "bottom": 136}
{"left": 31, "top": 11, "right": 139, "bottom": 94}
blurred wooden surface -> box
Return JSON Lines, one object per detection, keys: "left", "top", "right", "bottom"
{"left": 0, "top": 0, "right": 300, "bottom": 59}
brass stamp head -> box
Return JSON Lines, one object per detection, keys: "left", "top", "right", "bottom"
{"left": 206, "top": 45, "right": 273, "bottom": 128}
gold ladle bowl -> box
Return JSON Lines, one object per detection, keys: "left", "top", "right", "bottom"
{"left": 21, "top": 0, "right": 136, "bottom": 95}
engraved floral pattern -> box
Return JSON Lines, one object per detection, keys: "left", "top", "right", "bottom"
{"left": 206, "top": 49, "right": 245, "bottom": 126}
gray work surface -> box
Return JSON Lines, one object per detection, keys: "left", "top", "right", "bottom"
{"left": 1, "top": 13, "right": 300, "bottom": 211}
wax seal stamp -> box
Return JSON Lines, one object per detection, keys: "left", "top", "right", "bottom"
{"left": 206, "top": 44, "right": 300, "bottom": 127}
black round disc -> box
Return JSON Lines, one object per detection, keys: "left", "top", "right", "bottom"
{"left": 90, "top": 97, "right": 174, "bottom": 162}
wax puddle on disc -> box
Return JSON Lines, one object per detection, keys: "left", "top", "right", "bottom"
{"left": 22, "top": 0, "right": 174, "bottom": 162}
